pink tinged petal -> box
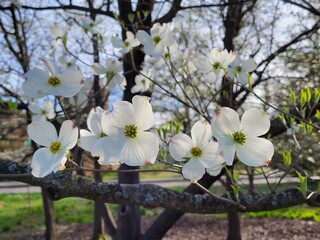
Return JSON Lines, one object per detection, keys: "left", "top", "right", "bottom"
{"left": 110, "top": 101, "right": 135, "bottom": 128}
{"left": 121, "top": 132, "right": 159, "bottom": 166}
{"left": 195, "top": 57, "right": 212, "bottom": 73}
{"left": 212, "top": 107, "right": 241, "bottom": 139}
{"left": 236, "top": 137, "right": 274, "bottom": 167}
{"left": 132, "top": 96, "right": 156, "bottom": 130}
{"left": 182, "top": 160, "right": 206, "bottom": 182}
{"left": 91, "top": 137, "right": 122, "bottom": 165}
{"left": 91, "top": 63, "right": 108, "bottom": 75}
{"left": 58, "top": 69, "right": 83, "bottom": 98}
{"left": 27, "top": 121, "right": 58, "bottom": 147}
{"left": 87, "top": 107, "right": 104, "bottom": 135}
{"left": 59, "top": 120, "right": 78, "bottom": 150}
{"left": 31, "top": 148, "right": 67, "bottom": 177}
{"left": 79, "top": 129, "right": 100, "bottom": 152}
{"left": 199, "top": 141, "right": 221, "bottom": 168}
{"left": 169, "top": 133, "right": 193, "bottom": 162}
{"left": 191, "top": 120, "right": 212, "bottom": 146}
{"left": 241, "top": 108, "right": 270, "bottom": 137}
{"left": 242, "top": 58, "right": 257, "bottom": 72}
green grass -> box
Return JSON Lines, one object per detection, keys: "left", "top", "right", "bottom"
{"left": 1, "top": 183, "right": 320, "bottom": 237}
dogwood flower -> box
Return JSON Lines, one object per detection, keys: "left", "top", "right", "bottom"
{"left": 27, "top": 120, "right": 78, "bottom": 177}
{"left": 69, "top": 78, "right": 92, "bottom": 108}
{"left": 92, "top": 95, "right": 159, "bottom": 166}
{"left": 227, "top": 56, "right": 257, "bottom": 85}
{"left": 131, "top": 72, "right": 151, "bottom": 93}
{"left": 211, "top": 107, "right": 274, "bottom": 167}
{"left": 28, "top": 100, "right": 56, "bottom": 121}
{"left": 22, "top": 58, "right": 83, "bottom": 98}
{"left": 169, "top": 120, "right": 222, "bottom": 182}
{"left": 91, "top": 59, "right": 126, "bottom": 90}
{"left": 79, "top": 17, "right": 101, "bottom": 34}
{"left": 111, "top": 31, "right": 140, "bottom": 53}
{"left": 79, "top": 107, "right": 106, "bottom": 152}
{"left": 59, "top": 55, "right": 77, "bottom": 69}
{"left": 137, "top": 23, "right": 175, "bottom": 58}
{"left": 195, "top": 48, "right": 236, "bottom": 83}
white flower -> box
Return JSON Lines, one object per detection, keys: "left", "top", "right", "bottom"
{"left": 27, "top": 120, "right": 78, "bottom": 177}
{"left": 22, "top": 58, "right": 83, "bottom": 98}
{"left": 79, "top": 107, "right": 106, "bottom": 152}
{"left": 51, "top": 25, "right": 66, "bottom": 39}
{"left": 91, "top": 96, "right": 159, "bottom": 166}
{"left": 169, "top": 120, "right": 222, "bottom": 182}
{"left": 211, "top": 107, "right": 274, "bottom": 166}
{"left": 28, "top": 100, "right": 56, "bottom": 121}
{"left": 195, "top": 48, "right": 236, "bottom": 83}
{"left": 69, "top": 79, "right": 92, "bottom": 108}
{"left": 137, "top": 23, "right": 175, "bottom": 58}
{"left": 131, "top": 72, "right": 151, "bottom": 93}
{"left": 79, "top": 17, "right": 101, "bottom": 34}
{"left": 111, "top": 31, "right": 140, "bottom": 54}
{"left": 91, "top": 59, "right": 126, "bottom": 90}
{"left": 227, "top": 56, "right": 257, "bottom": 85}
{"left": 58, "top": 55, "right": 77, "bottom": 69}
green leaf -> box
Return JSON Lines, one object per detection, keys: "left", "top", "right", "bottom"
{"left": 282, "top": 149, "right": 292, "bottom": 166}
{"left": 296, "top": 171, "right": 307, "bottom": 198}
{"left": 232, "top": 170, "right": 239, "bottom": 181}
{"left": 315, "top": 110, "right": 320, "bottom": 119}
{"left": 248, "top": 73, "right": 253, "bottom": 88}
{"left": 289, "top": 88, "right": 296, "bottom": 105}
{"left": 306, "top": 87, "right": 312, "bottom": 102}
{"left": 8, "top": 100, "right": 18, "bottom": 113}
{"left": 230, "top": 185, "right": 240, "bottom": 201}
{"left": 128, "top": 13, "right": 135, "bottom": 23}
{"left": 62, "top": 36, "right": 68, "bottom": 46}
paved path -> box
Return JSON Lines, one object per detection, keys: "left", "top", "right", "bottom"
{"left": 0, "top": 175, "right": 300, "bottom": 194}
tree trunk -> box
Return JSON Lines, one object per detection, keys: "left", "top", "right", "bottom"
{"left": 41, "top": 188, "right": 56, "bottom": 240}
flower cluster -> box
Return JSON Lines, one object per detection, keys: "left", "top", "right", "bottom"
{"left": 22, "top": 22, "right": 273, "bottom": 181}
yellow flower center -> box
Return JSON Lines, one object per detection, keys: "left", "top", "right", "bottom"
{"left": 100, "top": 132, "right": 107, "bottom": 138}
{"left": 212, "top": 62, "right": 221, "bottom": 70}
{"left": 50, "top": 141, "right": 62, "bottom": 154}
{"left": 41, "top": 109, "right": 47, "bottom": 115}
{"left": 232, "top": 131, "right": 246, "bottom": 145}
{"left": 124, "top": 41, "right": 130, "bottom": 47}
{"left": 235, "top": 66, "right": 242, "bottom": 73}
{"left": 124, "top": 124, "right": 138, "bottom": 139}
{"left": 153, "top": 36, "right": 161, "bottom": 45}
{"left": 190, "top": 146, "right": 202, "bottom": 158}
{"left": 106, "top": 71, "right": 116, "bottom": 81}
{"left": 48, "top": 76, "right": 61, "bottom": 87}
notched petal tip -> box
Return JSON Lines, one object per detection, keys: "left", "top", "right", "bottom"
{"left": 264, "top": 159, "right": 271, "bottom": 166}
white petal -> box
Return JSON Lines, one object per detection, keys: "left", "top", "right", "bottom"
{"left": 42, "top": 58, "right": 58, "bottom": 76}
{"left": 59, "top": 69, "right": 83, "bottom": 98}
{"left": 242, "top": 58, "right": 257, "bottom": 72}
{"left": 207, "top": 155, "right": 225, "bottom": 176}
{"left": 241, "top": 108, "right": 270, "bottom": 137}
{"left": 23, "top": 69, "right": 50, "bottom": 98}
{"left": 109, "top": 101, "right": 135, "bottom": 128}
{"left": 132, "top": 96, "right": 155, "bottom": 130}
{"left": 182, "top": 160, "right": 206, "bottom": 182}
{"left": 111, "top": 36, "right": 125, "bottom": 48}
{"left": 91, "top": 137, "right": 122, "bottom": 165}
{"left": 79, "top": 129, "right": 100, "bottom": 152}
{"left": 191, "top": 120, "right": 212, "bottom": 146}
{"left": 28, "top": 103, "right": 41, "bottom": 114}
{"left": 27, "top": 121, "right": 58, "bottom": 147}
{"left": 219, "top": 137, "right": 237, "bottom": 166}
{"left": 199, "top": 141, "right": 221, "bottom": 168}
{"left": 236, "top": 137, "right": 274, "bottom": 167}
{"left": 91, "top": 63, "right": 107, "bottom": 75}
{"left": 195, "top": 57, "right": 212, "bottom": 73}
{"left": 32, "top": 114, "right": 44, "bottom": 121}
{"left": 101, "top": 112, "right": 119, "bottom": 136}
{"left": 58, "top": 120, "right": 78, "bottom": 150}
{"left": 136, "top": 30, "right": 152, "bottom": 45}
{"left": 31, "top": 148, "right": 67, "bottom": 177}
{"left": 169, "top": 133, "right": 193, "bottom": 162}
{"left": 121, "top": 132, "right": 159, "bottom": 166}
{"left": 87, "top": 107, "right": 104, "bottom": 135}
{"left": 238, "top": 72, "right": 248, "bottom": 85}
{"left": 211, "top": 107, "right": 240, "bottom": 139}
